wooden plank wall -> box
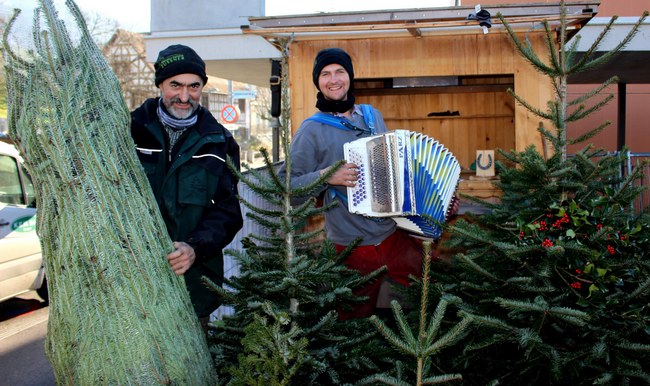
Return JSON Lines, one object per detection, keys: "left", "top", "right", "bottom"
{"left": 287, "top": 32, "right": 553, "bottom": 171}
{"left": 358, "top": 90, "right": 515, "bottom": 170}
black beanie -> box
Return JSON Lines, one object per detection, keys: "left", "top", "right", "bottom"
{"left": 154, "top": 44, "right": 208, "bottom": 87}
{"left": 312, "top": 48, "right": 354, "bottom": 90}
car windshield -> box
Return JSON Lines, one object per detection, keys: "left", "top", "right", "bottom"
{"left": 0, "top": 154, "right": 26, "bottom": 206}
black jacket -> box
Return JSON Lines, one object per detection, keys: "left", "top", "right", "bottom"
{"left": 131, "top": 98, "right": 243, "bottom": 317}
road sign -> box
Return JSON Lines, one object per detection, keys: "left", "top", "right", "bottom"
{"left": 232, "top": 90, "right": 257, "bottom": 99}
{"left": 220, "top": 105, "right": 239, "bottom": 124}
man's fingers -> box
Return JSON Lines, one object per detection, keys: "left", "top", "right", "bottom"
{"left": 169, "top": 257, "right": 188, "bottom": 275}
{"left": 167, "top": 242, "right": 195, "bottom": 275}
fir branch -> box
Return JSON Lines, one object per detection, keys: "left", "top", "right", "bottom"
{"left": 567, "top": 76, "right": 617, "bottom": 107}
{"left": 371, "top": 314, "right": 414, "bottom": 355}
{"left": 393, "top": 301, "right": 418, "bottom": 346}
{"left": 292, "top": 159, "right": 346, "bottom": 199}
{"left": 518, "top": 284, "right": 557, "bottom": 294}
{"left": 455, "top": 253, "right": 501, "bottom": 282}
{"left": 420, "top": 373, "right": 464, "bottom": 384}
{"left": 568, "top": 12, "right": 649, "bottom": 75}
{"left": 468, "top": 315, "right": 516, "bottom": 332}
{"left": 2, "top": 9, "right": 32, "bottom": 68}
{"left": 235, "top": 171, "right": 284, "bottom": 199}
{"left": 292, "top": 228, "right": 326, "bottom": 244}
{"left": 494, "top": 297, "right": 589, "bottom": 326}
{"left": 567, "top": 120, "right": 611, "bottom": 145}
{"left": 505, "top": 276, "right": 534, "bottom": 285}
{"left": 629, "top": 276, "right": 650, "bottom": 299}
{"left": 507, "top": 89, "right": 553, "bottom": 121}
{"left": 497, "top": 13, "right": 557, "bottom": 76}
{"left": 542, "top": 20, "right": 563, "bottom": 75}
{"left": 357, "top": 374, "right": 410, "bottom": 386}
{"left": 560, "top": 242, "right": 597, "bottom": 258}
{"left": 617, "top": 370, "right": 650, "bottom": 384}
{"left": 566, "top": 93, "right": 615, "bottom": 123}
{"left": 289, "top": 197, "right": 334, "bottom": 219}
{"left": 239, "top": 199, "right": 283, "bottom": 217}
{"left": 459, "top": 280, "right": 498, "bottom": 293}
{"left": 244, "top": 211, "right": 287, "bottom": 232}
{"left": 614, "top": 341, "right": 650, "bottom": 352}
{"left": 422, "top": 316, "right": 473, "bottom": 357}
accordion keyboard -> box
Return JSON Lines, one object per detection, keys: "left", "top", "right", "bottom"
{"left": 347, "top": 148, "right": 368, "bottom": 207}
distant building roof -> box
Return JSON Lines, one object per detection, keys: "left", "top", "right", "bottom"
{"left": 568, "top": 17, "right": 650, "bottom": 84}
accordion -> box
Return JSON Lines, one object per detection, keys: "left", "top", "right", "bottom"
{"left": 344, "top": 130, "right": 460, "bottom": 239}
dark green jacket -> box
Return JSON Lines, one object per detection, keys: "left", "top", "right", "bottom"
{"left": 131, "top": 98, "right": 243, "bottom": 317}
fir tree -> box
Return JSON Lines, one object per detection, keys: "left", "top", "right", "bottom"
{"left": 425, "top": 2, "right": 650, "bottom": 385}
{"left": 362, "top": 241, "right": 471, "bottom": 385}
{"left": 208, "top": 39, "right": 394, "bottom": 385}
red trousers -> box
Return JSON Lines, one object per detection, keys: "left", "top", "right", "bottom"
{"left": 334, "top": 229, "right": 424, "bottom": 319}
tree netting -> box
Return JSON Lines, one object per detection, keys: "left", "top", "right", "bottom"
{"left": 2, "top": 0, "right": 216, "bottom": 384}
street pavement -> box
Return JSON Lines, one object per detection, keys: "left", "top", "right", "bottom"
{"left": 0, "top": 293, "right": 54, "bottom": 386}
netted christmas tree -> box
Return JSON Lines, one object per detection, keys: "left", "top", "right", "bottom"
{"left": 2, "top": 0, "right": 215, "bottom": 384}
{"left": 423, "top": 3, "right": 650, "bottom": 385}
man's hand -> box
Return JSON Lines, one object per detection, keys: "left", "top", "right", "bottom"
{"left": 167, "top": 241, "right": 196, "bottom": 275}
{"left": 322, "top": 162, "right": 359, "bottom": 187}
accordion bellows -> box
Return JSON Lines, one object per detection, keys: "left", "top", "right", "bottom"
{"left": 344, "top": 130, "right": 460, "bottom": 239}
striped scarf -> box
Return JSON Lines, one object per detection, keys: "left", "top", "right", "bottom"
{"left": 157, "top": 99, "right": 198, "bottom": 131}
{"left": 157, "top": 99, "right": 199, "bottom": 149}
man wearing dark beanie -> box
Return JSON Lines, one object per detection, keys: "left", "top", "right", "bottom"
{"left": 310, "top": 47, "right": 356, "bottom": 114}
{"left": 282, "top": 47, "right": 453, "bottom": 319}
{"left": 130, "top": 44, "right": 243, "bottom": 330}
{"left": 154, "top": 44, "right": 209, "bottom": 87}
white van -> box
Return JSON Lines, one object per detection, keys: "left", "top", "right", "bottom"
{"left": 0, "top": 140, "right": 47, "bottom": 303}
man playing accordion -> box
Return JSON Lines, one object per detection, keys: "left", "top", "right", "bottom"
{"left": 284, "top": 47, "right": 457, "bottom": 319}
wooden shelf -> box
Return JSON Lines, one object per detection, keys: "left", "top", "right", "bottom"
{"left": 384, "top": 114, "right": 513, "bottom": 121}
{"left": 355, "top": 84, "right": 511, "bottom": 96}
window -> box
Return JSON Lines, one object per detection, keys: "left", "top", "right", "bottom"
{"left": 0, "top": 155, "right": 25, "bottom": 205}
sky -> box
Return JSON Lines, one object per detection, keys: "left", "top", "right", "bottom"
{"left": 1, "top": 0, "right": 455, "bottom": 33}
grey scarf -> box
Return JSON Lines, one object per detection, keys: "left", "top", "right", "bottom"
{"left": 156, "top": 99, "right": 198, "bottom": 130}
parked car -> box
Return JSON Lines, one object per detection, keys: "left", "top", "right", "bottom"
{"left": 0, "top": 140, "right": 47, "bottom": 303}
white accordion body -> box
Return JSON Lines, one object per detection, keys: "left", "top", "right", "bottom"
{"left": 343, "top": 130, "right": 460, "bottom": 239}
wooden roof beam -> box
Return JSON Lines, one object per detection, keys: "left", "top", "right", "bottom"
{"left": 241, "top": 14, "right": 593, "bottom": 36}
{"left": 247, "top": 2, "right": 598, "bottom": 29}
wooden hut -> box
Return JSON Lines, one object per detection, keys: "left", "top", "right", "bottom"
{"left": 244, "top": 2, "right": 597, "bottom": 203}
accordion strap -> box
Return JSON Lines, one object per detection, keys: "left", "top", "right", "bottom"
{"left": 359, "top": 104, "right": 375, "bottom": 134}
{"left": 306, "top": 104, "right": 376, "bottom": 136}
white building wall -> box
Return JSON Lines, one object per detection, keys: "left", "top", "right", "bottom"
{"left": 150, "top": 0, "right": 265, "bottom": 32}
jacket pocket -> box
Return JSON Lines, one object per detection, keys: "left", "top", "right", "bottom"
{"left": 177, "top": 160, "right": 221, "bottom": 208}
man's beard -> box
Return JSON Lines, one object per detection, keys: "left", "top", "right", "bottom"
{"left": 164, "top": 96, "right": 199, "bottom": 119}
